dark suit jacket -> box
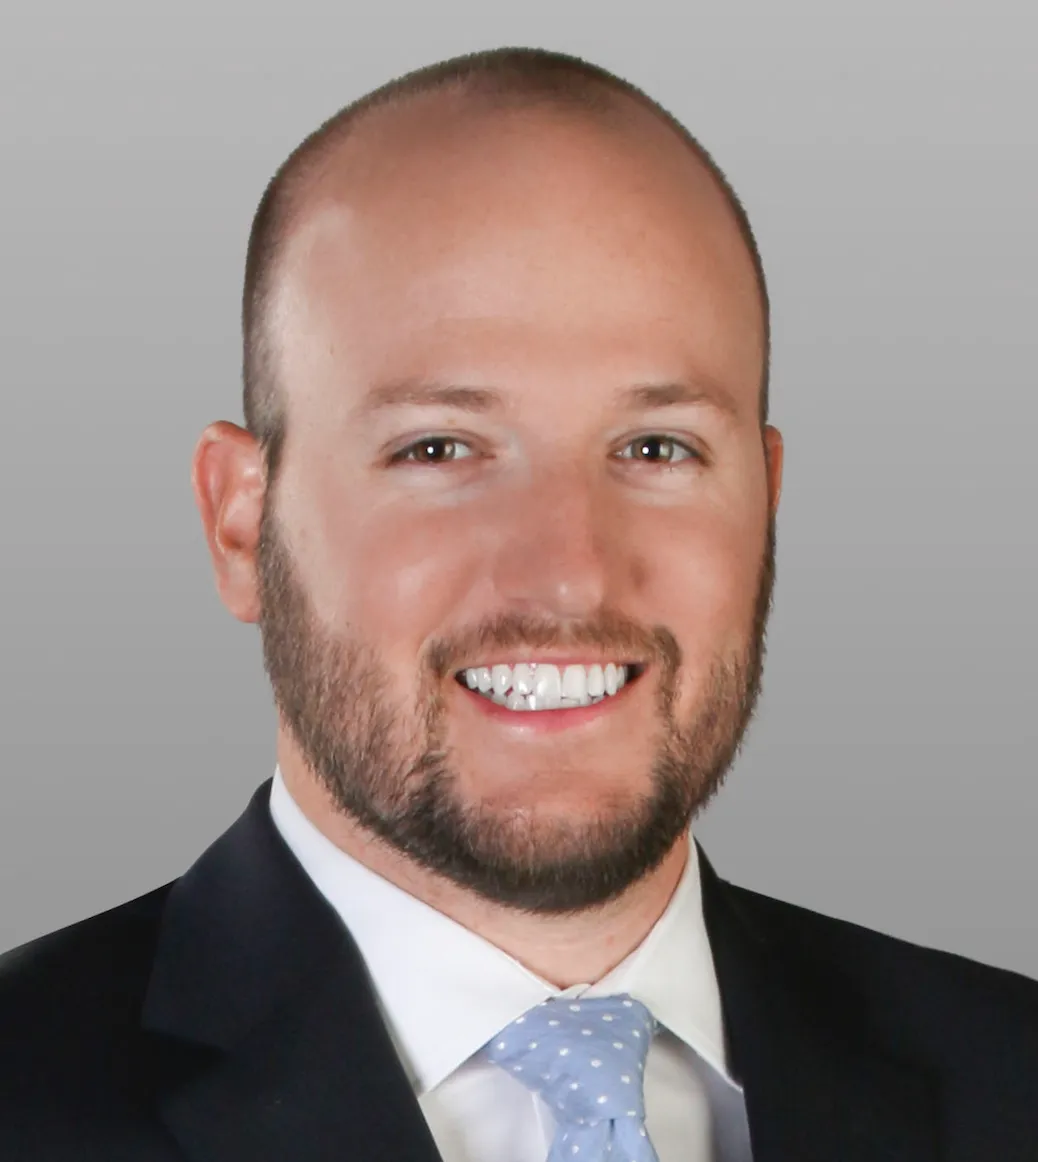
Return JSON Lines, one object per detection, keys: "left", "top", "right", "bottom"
{"left": 1, "top": 778, "right": 1036, "bottom": 1161}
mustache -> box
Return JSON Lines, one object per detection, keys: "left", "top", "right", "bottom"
{"left": 425, "top": 611, "right": 681, "bottom": 678}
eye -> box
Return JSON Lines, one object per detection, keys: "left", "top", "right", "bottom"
{"left": 393, "top": 436, "right": 476, "bottom": 465}
{"left": 615, "top": 435, "right": 702, "bottom": 465}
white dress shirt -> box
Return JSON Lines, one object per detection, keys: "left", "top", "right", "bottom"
{"left": 269, "top": 767, "right": 753, "bottom": 1162}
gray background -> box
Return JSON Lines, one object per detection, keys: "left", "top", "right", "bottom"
{"left": 1, "top": 0, "right": 1035, "bottom": 973}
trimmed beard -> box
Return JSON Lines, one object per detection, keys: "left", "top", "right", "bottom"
{"left": 256, "top": 492, "right": 776, "bottom": 914}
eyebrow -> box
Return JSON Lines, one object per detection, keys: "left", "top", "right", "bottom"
{"left": 355, "top": 377, "right": 741, "bottom": 419}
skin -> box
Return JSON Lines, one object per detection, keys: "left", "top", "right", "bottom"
{"left": 192, "top": 91, "right": 784, "bottom": 987}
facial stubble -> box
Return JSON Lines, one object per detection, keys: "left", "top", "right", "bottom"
{"left": 256, "top": 489, "right": 776, "bottom": 914}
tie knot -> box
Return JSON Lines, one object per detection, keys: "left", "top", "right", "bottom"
{"left": 485, "top": 994, "right": 657, "bottom": 1128}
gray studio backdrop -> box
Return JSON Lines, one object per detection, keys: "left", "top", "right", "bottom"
{"left": 1, "top": 1, "right": 1035, "bottom": 972}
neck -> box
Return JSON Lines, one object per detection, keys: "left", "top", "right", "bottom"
{"left": 278, "top": 754, "right": 690, "bottom": 989}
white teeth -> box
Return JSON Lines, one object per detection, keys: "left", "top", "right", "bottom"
{"left": 459, "top": 661, "right": 637, "bottom": 711}
{"left": 560, "top": 664, "right": 589, "bottom": 705}
{"left": 532, "top": 665, "right": 563, "bottom": 707}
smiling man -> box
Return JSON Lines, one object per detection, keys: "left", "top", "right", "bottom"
{"left": 1, "top": 46, "right": 1035, "bottom": 1162}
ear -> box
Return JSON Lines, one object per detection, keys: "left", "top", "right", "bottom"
{"left": 762, "top": 424, "right": 784, "bottom": 516}
{"left": 191, "top": 421, "right": 266, "bottom": 623}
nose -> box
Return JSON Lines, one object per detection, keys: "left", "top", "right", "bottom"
{"left": 488, "top": 463, "right": 612, "bottom": 620}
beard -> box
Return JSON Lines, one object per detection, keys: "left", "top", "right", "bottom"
{"left": 256, "top": 490, "right": 777, "bottom": 915}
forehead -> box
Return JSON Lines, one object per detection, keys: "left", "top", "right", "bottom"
{"left": 274, "top": 96, "right": 765, "bottom": 422}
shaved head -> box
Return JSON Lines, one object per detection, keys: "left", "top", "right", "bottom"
{"left": 194, "top": 43, "right": 784, "bottom": 925}
{"left": 241, "top": 47, "right": 770, "bottom": 485}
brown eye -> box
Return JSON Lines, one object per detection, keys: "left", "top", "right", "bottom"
{"left": 617, "top": 435, "right": 699, "bottom": 464}
{"left": 396, "top": 437, "right": 475, "bottom": 464}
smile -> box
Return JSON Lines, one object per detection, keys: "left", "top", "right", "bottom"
{"left": 453, "top": 661, "right": 645, "bottom": 712}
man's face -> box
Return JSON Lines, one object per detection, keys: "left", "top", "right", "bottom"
{"left": 256, "top": 98, "right": 779, "bottom": 912}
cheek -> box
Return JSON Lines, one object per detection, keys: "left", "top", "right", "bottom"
{"left": 642, "top": 512, "right": 762, "bottom": 659}
{"left": 358, "top": 512, "right": 472, "bottom": 625}
{"left": 299, "top": 489, "right": 478, "bottom": 664}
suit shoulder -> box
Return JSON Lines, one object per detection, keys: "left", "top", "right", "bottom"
{"left": 726, "top": 879, "right": 1038, "bottom": 1032}
{"left": 0, "top": 882, "right": 175, "bottom": 1021}
{"left": 0, "top": 882, "right": 183, "bottom": 1148}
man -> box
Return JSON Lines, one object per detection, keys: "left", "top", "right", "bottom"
{"left": 0, "top": 45, "right": 1035, "bottom": 1162}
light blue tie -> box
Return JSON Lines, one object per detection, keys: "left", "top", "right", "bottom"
{"left": 485, "top": 994, "right": 662, "bottom": 1161}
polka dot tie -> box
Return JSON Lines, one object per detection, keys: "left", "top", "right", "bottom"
{"left": 485, "top": 994, "right": 662, "bottom": 1161}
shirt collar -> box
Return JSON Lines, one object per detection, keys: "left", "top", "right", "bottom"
{"left": 269, "top": 766, "right": 733, "bottom": 1095}
{"left": 585, "top": 846, "right": 730, "bottom": 1078}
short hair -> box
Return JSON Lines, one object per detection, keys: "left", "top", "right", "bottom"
{"left": 242, "top": 47, "right": 771, "bottom": 484}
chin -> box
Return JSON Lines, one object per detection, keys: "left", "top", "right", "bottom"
{"left": 462, "top": 767, "right": 652, "bottom": 819}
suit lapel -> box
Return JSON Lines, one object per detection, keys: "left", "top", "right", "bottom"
{"left": 140, "top": 779, "right": 443, "bottom": 1162}
{"left": 140, "top": 778, "right": 940, "bottom": 1161}
{"left": 696, "top": 843, "right": 939, "bottom": 1162}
